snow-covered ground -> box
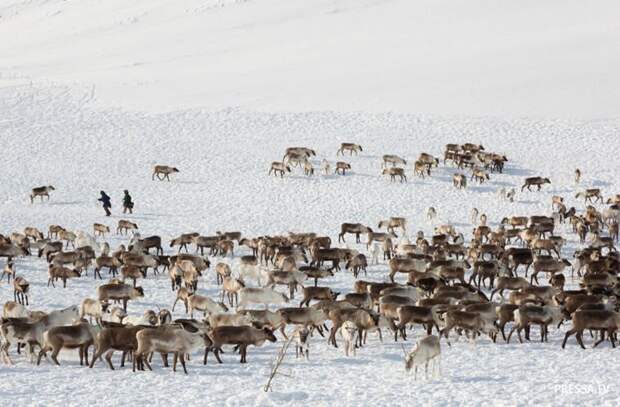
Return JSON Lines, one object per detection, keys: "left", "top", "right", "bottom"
{"left": 1, "top": 0, "right": 620, "bottom": 405}
{"left": 1, "top": 84, "right": 619, "bottom": 405}
{"left": 1, "top": 0, "right": 620, "bottom": 116}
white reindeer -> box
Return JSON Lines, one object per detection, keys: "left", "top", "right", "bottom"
{"left": 368, "top": 242, "right": 381, "bottom": 265}
{"left": 404, "top": 335, "right": 441, "bottom": 380}
{"left": 339, "top": 321, "right": 358, "bottom": 357}
{"left": 321, "top": 159, "right": 331, "bottom": 175}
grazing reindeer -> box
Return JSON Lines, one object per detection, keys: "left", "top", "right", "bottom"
{"left": 404, "top": 335, "right": 441, "bottom": 380}
{"left": 152, "top": 165, "right": 179, "bottom": 181}
{"left": 382, "top": 167, "right": 407, "bottom": 183}
{"left": 335, "top": 162, "right": 351, "bottom": 175}
{"left": 23, "top": 227, "right": 44, "bottom": 241}
{"left": 269, "top": 161, "right": 291, "bottom": 177}
{"left": 471, "top": 168, "right": 490, "bottom": 183}
{"left": 337, "top": 143, "right": 363, "bottom": 156}
{"left": 30, "top": 186, "right": 55, "bottom": 203}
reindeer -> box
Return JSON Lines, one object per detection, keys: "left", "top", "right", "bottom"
{"left": 382, "top": 167, "right": 407, "bottom": 182}
{"left": 303, "top": 160, "right": 314, "bottom": 176}
{"left": 339, "top": 321, "right": 358, "bottom": 357}
{"left": 221, "top": 275, "right": 245, "bottom": 307}
{"left": 453, "top": 173, "right": 467, "bottom": 189}
{"left": 413, "top": 161, "right": 428, "bottom": 178}
{"left": 335, "top": 161, "right": 351, "bottom": 175}
{"left": 562, "top": 310, "right": 620, "bottom": 349}
{"left": 574, "top": 168, "right": 581, "bottom": 184}
{"left": 56, "top": 229, "right": 76, "bottom": 249}
{"left": 1, "top": 261, "right": 15, "bottom": 283}
{"left": 338, "top": 223, "right": 370, "bottom": 243}
{"left": 93, "top": 223, "right": 110, "bottom": 237}
{"left": 521, "top": 177, "right": 551, "bottom": 191}
{"left": 97, "top": 284, "right": 144, "bottom": 312}
{"left": 37, "top": 321, "right": 98, "bottom": 366}
{"left": 117, "top": 220, "right": 138, "bottom": 235}
{"left": 427, "top": 207, "right": 437, "bottom": 221}
{"left": 13, "top": 276, "right": 30, "bottom": 305}
{"left": 575, "top": 189, "right": 604, "bottom": 204}
{"left": 30, "top": 186, "right": 55, "bottom": 203}
{"left": 48, "top": 225, "right": 65, "bottom": 239}
{"left": 471, "top": 168, "right": 490, "bottom": 183}
{"left": 135, "top": 325, "right": 211, "bottom": 374}
{"left": 47, "top": 265, "right": 81, "bottom": 288}
{"left": 206, "top": 326, "right": 277, "bottom": 364}
{"left": 337, "top": 143, "right": 363, "bottom": 156}
{"left": 152, "top": 165, "right": 179, "bottom": 181}
{"left": 404, "top": 335, "right": 441, "bottom": 380}
{"left": 321, "top": 159, "right": 331, "bottom": 175}
{"left": 269, "top": 161, "right": 291, "bottom": 177}
{"left": 23, "top": 227, "right": 44, "bottom": 241}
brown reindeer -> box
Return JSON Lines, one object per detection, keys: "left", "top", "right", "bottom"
{"left": 13, "top": 276, "right": 30, "bottom": 305}
{"left": 382, "top": 167, "right": 407, "bottom": 183}
{"left": 206, "top": 326, "right": 277, "bottom": 364}
{"left": 37, "top": 321, "right": 98, "bottom": 366}
{"left": 269, "top": 161, "right": 291, "bottom": 177}
{"left": 521, "top": 177, "right": 551, "bottom": 191}
{"left": 337, "top": 143, "right": 363, "bottom": 156}
{"left": 453, "top": 173, "right": 466, "bottom": 189}
{"left": 117, "top": 220, "right": 138, "bottom": 235}
{"left": 47, "top": 265, "right": 81, "bottom": 288}
{"left": 30, "top": 185, "right": 55, "bottom": 203}
{"left": 335, "top": 161, "right": 351, "bottom": 175}
{"left": 152, "top": 165, "right": 179, "bottom": 181}
{"left": 93, "top": 223, "right": 110, "bottom": 237}
{"left": 562, "top": 310, "right": 620, "bottom": 349}
{"left": 575, "top": 189, "right": 603, "bottom": 204}
{"left": 338, "top": 223, "right": 370, "bottom": 243}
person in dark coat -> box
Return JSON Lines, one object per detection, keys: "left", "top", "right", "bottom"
{"left": 98, "top": 191, "right": 112, "bottom": 216}
{"left": 122, "top": 190, "right": 134, "bottom": 214}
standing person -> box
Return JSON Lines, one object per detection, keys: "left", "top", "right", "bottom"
{"left": 98, "top": 191, "right": 112, "bottom": 216}
{"left": 122, "top": 190, "right": 134, "bottom": 214}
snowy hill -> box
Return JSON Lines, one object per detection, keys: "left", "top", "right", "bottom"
{"left": 1, "top": 0, "right": 619, "bottom": 116}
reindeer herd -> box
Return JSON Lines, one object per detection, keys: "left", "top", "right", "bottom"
{"left": 3, "top": 140, "right": 620, "bottom": 380}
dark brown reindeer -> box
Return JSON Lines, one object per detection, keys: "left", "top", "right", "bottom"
{"left": 521, "top": 177, "right": 551, "bottom": 191}
{"left": 30, "top": 185, "right": 55, "bottom": 203}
